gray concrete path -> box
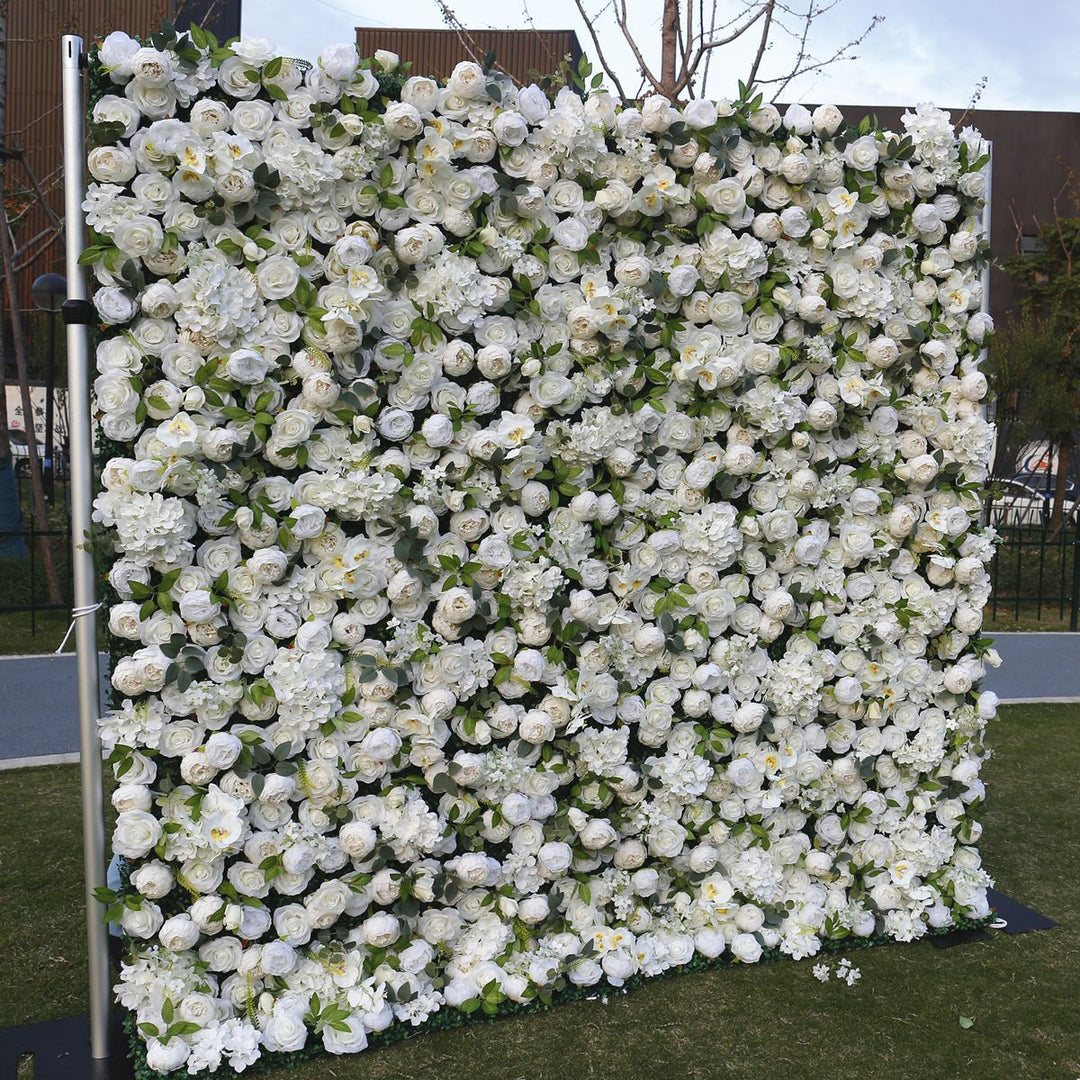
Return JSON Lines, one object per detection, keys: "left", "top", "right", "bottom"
{"left": 0, "top": 633, "right": 1076, "bottom": 765}
{"left": 980, "top": 632, "right": 1080, "bottom": 702}
{"left": 0, "top": 652, "right": 110, "bottom": 766}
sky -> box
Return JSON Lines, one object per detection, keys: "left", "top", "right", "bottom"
{"left": 239, "top": 0, "right": 1080, "bottom": 113}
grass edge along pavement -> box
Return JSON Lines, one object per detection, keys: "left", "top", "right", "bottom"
{"left": 1, "top": 704, "right": 1076, "bottom": 1080}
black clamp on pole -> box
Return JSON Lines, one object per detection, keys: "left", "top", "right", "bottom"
{"left": 61, "top": 298, "right": 96, "bottom": 325}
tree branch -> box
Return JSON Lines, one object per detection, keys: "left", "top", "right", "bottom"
{"left": 433, "top": 0, "right": 513, "bottom": 78}
{"left": 767, "top": 10, "right": 883, "bottom": 100}
{"left": 618, "top": 0, "right": 659, "bottom": 92}
{"left": 572, "top": 0, "right": 629, "bottom": 100}
{"left": 519, "top": 0, "right": 561, "bottom": 73}
{"left": 699, "top": 0, "right": 720, "bottom": 97}
{"left": 745, "top": 0, "right": 775, "bottom": 89}
{"left": 570, "top": 0, "right": 884, "bottom": 102}
{"left": 773, "top": 0, "right": 817, "bottom": 95}
{"left": 680, "top": 1, "right": 772, "bottom": 92}
{"left": 677, "top": 0, "right": 692, "bottom": 74}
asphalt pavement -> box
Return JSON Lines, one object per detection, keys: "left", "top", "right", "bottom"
{"left": 0, "top": 634, "right": 1076, "bottom": 766}
{"left": 979, "top": 632, "right": 1080, "bottom": 702}
{"left": 0, "top": 651, "right": 110, "bottom": 766}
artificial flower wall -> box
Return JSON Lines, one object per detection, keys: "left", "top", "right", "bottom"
{"left": 86, "top": 24, "right": 997, "bottom": 1075}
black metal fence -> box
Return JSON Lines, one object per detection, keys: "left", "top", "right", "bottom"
{"left": 3, "top": 476, "right": 1080, "bottom": 633}
{"left": 0, "top": 468, "right": 74, "bottom": 633}
{"left": 985, "top": 492, "right": 1080, "bottom": 630}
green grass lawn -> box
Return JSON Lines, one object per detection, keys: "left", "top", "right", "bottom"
{"left": 0, "top": 608, "right": 78, "bottom": 655}
{"left": 0, "top": 479, "right": 77, "bottom": 655}
{"left": 0, "top": 705, "right": 1076, "bottom": 1080}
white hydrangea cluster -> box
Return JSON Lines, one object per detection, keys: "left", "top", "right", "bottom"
{"left": 88, "top": 25, "right": 998, "bottom": 1075}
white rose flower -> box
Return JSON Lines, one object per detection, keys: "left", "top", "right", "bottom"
{"left": 99, "top": 31, "right": 140, "bottom": 79}
{"left": 447, "top": 61, "right": 486, "bottom": 98}
{"left": 383, "top": 101, "right": 424, "bottom": 141}
{"left": 113, "top": 810, "right": 161, "bottom": 858}
{"left": 537, "top": 841, "right": 573, "bottom": 877}
{"left": 94, "top": 288, "right": 139, "bottom": 325}
{"left": 362, "top": 912, "right": 401, "bottom": 947}
{"left": 579, "top": 818, "right": 618, "bottom": 850}
{"left": 683, "top": 99, "right": 718, "bottom": 129}
{"left": 120, "top": 899, "right": 163, "bottom": 940}
{"left": 131, "top": 861, "right": 173, "bottom": 898}
{"left": 145, "top": 1038, "right": 189, "bottom": 1073}
{"left": 323, "top": 1015, "right": 368, "bottom": 1055}
{"left": 319, "top": 42, "right": 359, "bottom": 80}
{"left": 159, "top": 913, "right": 200, "bottom": 951}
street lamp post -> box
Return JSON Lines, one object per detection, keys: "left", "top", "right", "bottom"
{"left": 31, "top": 272, "right": 66, "bottom": 502}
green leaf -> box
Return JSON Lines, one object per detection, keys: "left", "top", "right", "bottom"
{"left": 167, "top": 1021, "right": 202, "bottom": 1037}
{"left": 77, "top": 244, "right": 107, "bottom": 265}
{"left": 959, "top": 1015, "right": 975, "bottom": 1029}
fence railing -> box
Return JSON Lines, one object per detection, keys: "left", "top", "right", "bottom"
{"left": 3, "top": 479, "right": 1080, "bottom": 633}
{"left": 0, "top": 470, "right": 74, "bottom": 633}
{"left": 985, "top": 494, "right": 1080, "bottom": 630}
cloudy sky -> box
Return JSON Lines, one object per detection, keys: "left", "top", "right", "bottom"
{"left": 241, "top": 0, "right": 1080, "bottom": 112}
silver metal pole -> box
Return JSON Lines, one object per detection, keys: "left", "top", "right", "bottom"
{"left": 981, "top": 141, "right": 995, "bottom": 525}
{"left": 982, "top": 141, "right": 993, "bottom": 302}
{"left": 62, "top": 33, "right": 111, "bottom": 1060}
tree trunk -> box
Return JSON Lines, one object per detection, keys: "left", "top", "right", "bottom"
{"left": 0, "top": 177, "right": 64, "bottom": 604}
{"left": 660, "top": 0, "right": 679, "bottom": 98}
{"left": 1050, "top": 434, "right": 1074, "bottom": 532}
{"left": 0, "top": 0, "right": 11, "bottom": 459}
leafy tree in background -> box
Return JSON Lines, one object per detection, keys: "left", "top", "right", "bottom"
{"left": 992, "top": 175, "right": 1080, "bottom": 529}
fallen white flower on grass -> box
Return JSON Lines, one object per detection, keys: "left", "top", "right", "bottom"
{"left": 812, "top": 958, "right": 862, "bottom": 986}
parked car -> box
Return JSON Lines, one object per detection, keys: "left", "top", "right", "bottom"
{"left": 1012, "top": 471, "right": 1077, "bottom": 499}
{"left": 987, "top": 476, "right": 1079, "bottom": 528}
{"left": 7, "top": 429, "right": 67, "bottom": 480}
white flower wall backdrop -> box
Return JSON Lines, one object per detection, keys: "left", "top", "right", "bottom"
{"left": 86, "top": 25, "right": 997, "bottom": 1075}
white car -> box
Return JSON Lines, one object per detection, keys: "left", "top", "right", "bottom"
{"left": 7, "top": 429, "right": 66, "bottom": 479}
{"left": 986, "top": 478, "right": 1053, "bottom": 528}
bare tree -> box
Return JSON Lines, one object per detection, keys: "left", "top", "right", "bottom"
{"left": 433, "top": 0, "right": 515, "bottom": 78}
{"left": 511, "top": 0, "right": 882, "bottom": 101}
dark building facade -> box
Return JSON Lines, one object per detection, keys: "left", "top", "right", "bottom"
{"left": 836, "top": 106, "right": 1080, "bottom": 322}
{"left": 354, "top": 28, "right": 581, "bottom": 88}
{"left": 2, "top": 0, "right": 241, "bottom": 308}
